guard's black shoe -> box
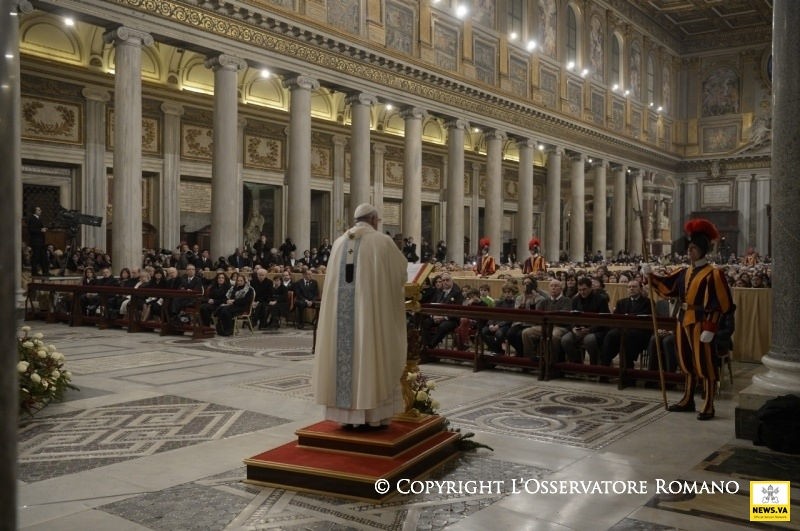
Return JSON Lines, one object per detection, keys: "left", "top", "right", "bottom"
{"left": 697, "top": 410, "right": 715, "bottom": 421}
{"left": 667, "top": 401, "right": 696, "bottom": 412}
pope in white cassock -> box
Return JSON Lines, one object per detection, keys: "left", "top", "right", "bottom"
{"left": 312, "top": 203, "right": 408, "bottom": 428}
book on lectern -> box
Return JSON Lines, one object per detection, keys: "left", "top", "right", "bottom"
{"left": 406, "top": 263, "right": 433, "bottom": 286}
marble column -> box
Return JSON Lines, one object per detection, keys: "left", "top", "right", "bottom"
{"left": 469, "top": 161, "right": 481, "bottom": 260}
{"left": 205, "top": 54, "right": 245, "bottom": 259}
{"left": 569, "top": 153, "right": 585, "bottom": 262}
{"left": 331, "top": 134, "right": 346, "bottom": 232}
{"left": 401, "top": 107, "right": 426, "bottom": 261}
{"left": 284, "top": 75, "right": 319, "bottom": 255}
{"left": 516, "top": 138, "right": 535, "bottom": 263}
{"left": 2, "top": 2, "right": 32, "bottom": 524}
{"left": 235, "top": 117, "right": 246, "bottom": 247}
{"left": 160, "top": 102, "right": 183, "bottom": 252}
{"left": 629, "top": 169, "right": 644, "bottom": 256}
{"left": 347, "top": 92, "right": 376, "bottom": 208}
{"left": 82, "top": 86, "right": 110, "bottom": 251}
{"left": 612, "top": 165, "right": 627, "bottom": 255}
{"left": 372, "top": 142, "right": 386, "bottom": 231}
{"left": 104, "top": 27, "right": 153, "bottom": 272}
{"left": 485, "top": 130, "right": 505, "bottom": 262}
{"left": 591, "top": 160, "right": 608, "bottom": 257}
{"left": 445, "top": 119, "right": 468, "bottom": 264}
{"left": 545, "top": 147, "right": 562, "bottom": 263}
{"left": 743, "top": 0, "right": 800, "bottom": 404}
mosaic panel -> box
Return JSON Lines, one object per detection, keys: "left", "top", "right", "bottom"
{"left": 433, "top": 22, "right": 459, "bottom": 71}
{"left": 702, "top": 124, "right": 738, "bottom": 154}
{"left": 509, "top": 55, "right": 529, "bottom": 98}
{"left": 566, "top": 80, "right": 582, "bottom": 116}
{"left": 473, "top": 37, "right": 497, "bottom": 85}
{"left": 538, "top": 68, "right": 558, "bottom": 108}
{"left": 631, "top": 109, "right": 642, "bottom": 139}
{"left": 386, "top": 1, "right": 414, "bottom": 55}
{"left": 612, "top": 100, "right": 625, "bottom": 132}
{"left": 421, "top": 165, "right": 441, "bottom": 190}
{"left": 67, "top": 351, "right": 203, "bottom": 374}
{"left": 327, "top": 0, "right": 360, "bottom": 35}
{"left": 702, "top": 66, "right": 740, "bottom": 117}
{"left": 18, "top": 395, "right": 289, "bottom": 482}
{"left": 591, "top": 91, "right": 605, "bottom": 125}
{"left": 444, "top": 384, "right": 667, "bottom": 449}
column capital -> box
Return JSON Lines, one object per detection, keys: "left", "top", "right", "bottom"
{"left": 346, "top": 92, "right": 378, "bottom": 106}
{"left": 13, "top": 1, "right": 34, "bottom": 14}
{"left": 400, "top": 106, "right": 427, "bottom": 120}
{"left": 204, "top": 54, "right": 247, "bottom": 71}
{"left": 444, "top": 118, "right": 469, "bottom": 131}
{"left": 283, "top": 75, "right": 320, "bottom": 91}
{"left": 516, "top": 137, "right": 536, "bottom": 149}
{"left": 372, "top": 141, "right": 387, "bottom": 154}
{"left": 160, "top": 101, "right": 184, "bottom": 116}
{"left": 82, "top": 86, "right": 111, "bottom": 103}
{"left": 569, "top": 152, "right": 585, "bottom": 163}
{"left": 485, "top": 129, "right": 507, "bottom": 142}
{"left": 591, "top": 159, "right": 608, "bottom": 170}
{"left": 103, "top": 26, "right": 154, "bottom": 47}
{"left": 332, "top": 134, "right": 348, "bottom": 147}
{"left": 546, "top": 146, "right": 564, "bottom": 157}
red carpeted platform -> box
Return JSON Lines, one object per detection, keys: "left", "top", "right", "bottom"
{"left": 244, "top": 415, "right": 460, "bottom": 502}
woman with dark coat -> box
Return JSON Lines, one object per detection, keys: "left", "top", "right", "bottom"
{"left": 200, "top": 272, "right": 230, "bottom": 326}
{"left": 216, "top": 275, "right": 255, "bottom": 336}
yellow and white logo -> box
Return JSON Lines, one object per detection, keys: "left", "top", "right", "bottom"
{"left": 750, "top": 481, "right": 791, "bottom": 522}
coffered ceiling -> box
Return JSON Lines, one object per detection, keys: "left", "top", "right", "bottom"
{"left": 635, "top": 0, "right": 773, "bottom": 44}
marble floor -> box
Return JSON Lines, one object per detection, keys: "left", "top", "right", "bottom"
{"left": 16, "top": 322, "right": 799, "bottom": 530}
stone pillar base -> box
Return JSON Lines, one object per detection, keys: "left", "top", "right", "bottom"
{"left": 735, "top": 354, "right": 800, "bottom": 439}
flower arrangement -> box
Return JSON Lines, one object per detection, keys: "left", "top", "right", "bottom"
{"left": 17, "top": 326, "right": 77, "bottom": 416}
{"left": 406, "top": 370, "right": 439, "bottom": 415}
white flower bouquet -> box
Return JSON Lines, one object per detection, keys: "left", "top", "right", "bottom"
{"left": 17, "top": 326, "right": 77, "bottom": 416}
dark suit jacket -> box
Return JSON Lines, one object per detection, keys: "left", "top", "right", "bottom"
{"left": 27, "top": 214, "right": 45, "bottom": 246}
{"left": 294, "top": 278, "right": 319, "bottom": 303}
{"left": 179, "top": 275, "right": 204, "bottom": 294}
{"left": 613, "top": 296, "right": 651, "bottom": 316}
{"left": 251, "top": 277, "right": 274, "bottom": 302}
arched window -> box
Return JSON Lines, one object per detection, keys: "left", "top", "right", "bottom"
{"left": 611, "top": 34, "right": 622, "bottom": 87}
{"left": 646, "top": 54, "right": 655, "bottom": 104}
{"left": 566, "top": 6, "right": 578, "bottom": 63}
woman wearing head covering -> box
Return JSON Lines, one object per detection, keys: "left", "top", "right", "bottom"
{"left": 215, "top": 274, "right": 255, "bottom": 336}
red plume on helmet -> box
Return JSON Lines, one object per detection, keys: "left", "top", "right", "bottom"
{"left": 529, "top": 237, "right": 541, "bottom": 251}
{"left": 684, "top": 218, "right": 720, "bottom": 240}
{"left": 479, "top": 237, "right": 491, "bottom": 249}
{"left": 684, "top": 218, "right": 719, "bottom": 255}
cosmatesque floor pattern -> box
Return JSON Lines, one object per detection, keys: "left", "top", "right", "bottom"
{"left": 15, "top": 322, "right": 795, "bottom": 530}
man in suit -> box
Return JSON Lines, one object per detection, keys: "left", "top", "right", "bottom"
{"left": 293, "top": 269, "right": 319, "bottom": 329}
{"left": 27, "top": 206, "right": 49, "bottom": 276}
{"left": 229, "top": 248, "right": 247, "bottom": 269}
{"left": 171, "top": 264, "right": 204, "bottom": 316}
{"left": 194, "top": 249, "right": 214, "bottom": 271}
{"left": 600, "top": 279, "right": 652, "bottom": 368}
{"left": 560, "top": 276, "right": 611, "bottom": 364}
{"left": 250, "top": 267, "right": 274, "bottom": 329}
{"left": 421, "top": 273, "right": 464, "bottom": 348}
